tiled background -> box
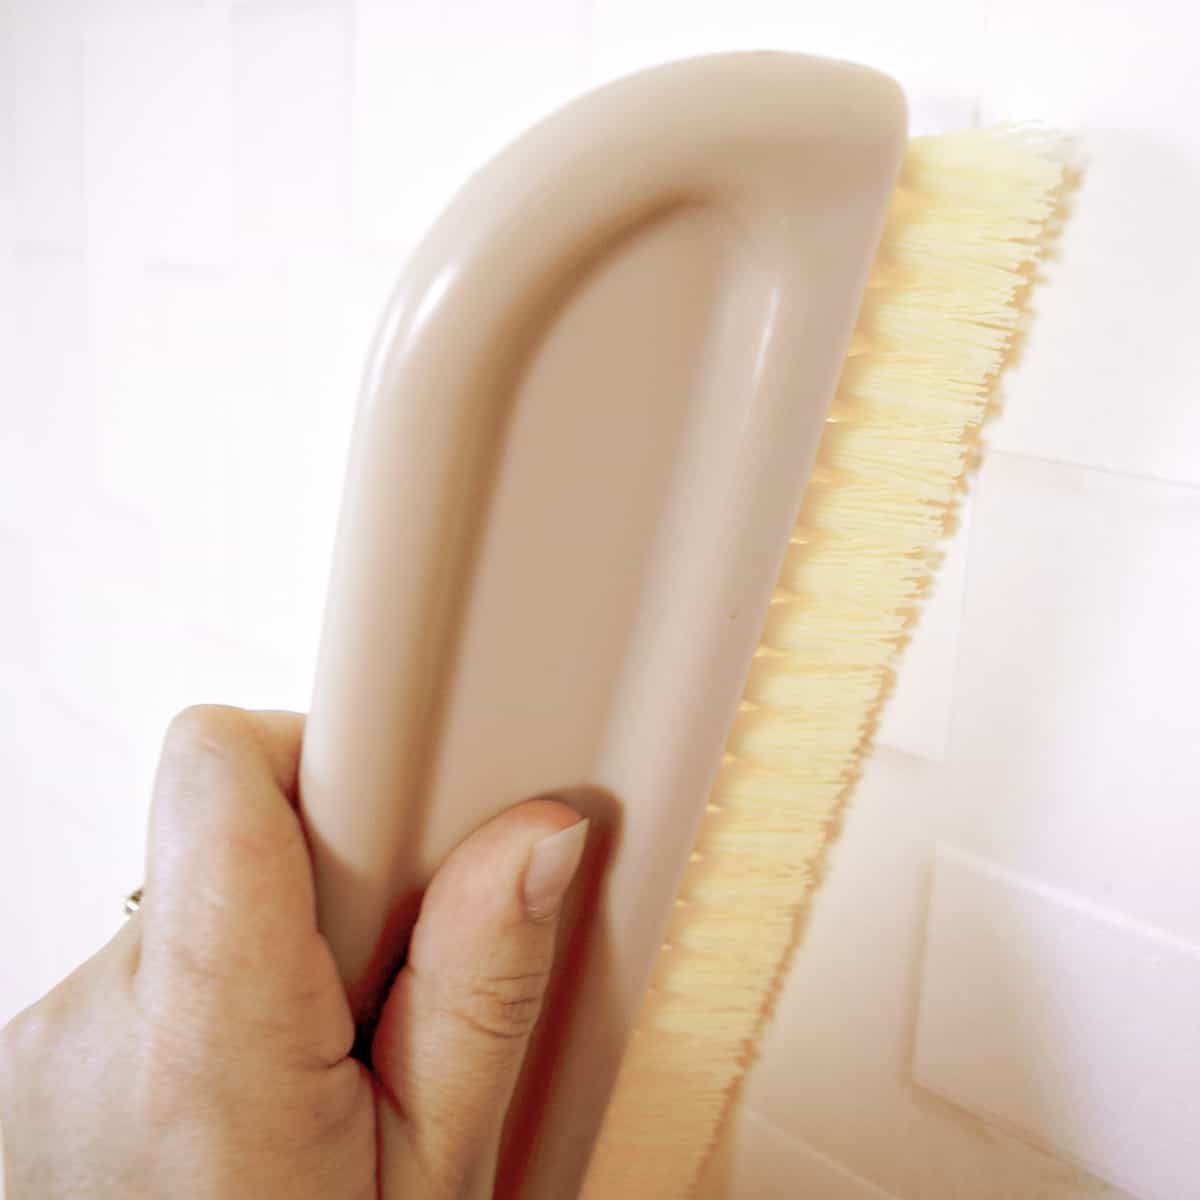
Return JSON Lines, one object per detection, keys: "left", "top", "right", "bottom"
{"left": 2, "top": 2, "right": 1198, "bottom": 1197}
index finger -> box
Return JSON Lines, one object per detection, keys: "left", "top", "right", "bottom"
{"left": 140, "top": 705, "right": 316, "bottom": 978}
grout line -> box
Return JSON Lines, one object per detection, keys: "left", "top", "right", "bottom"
{"left": 738, "top": 1106, "right": 902, "bottom": 1200}
{"left": 933, "top": 844, "right": 1200, "bottom": 962}
{"left": 988, "top": 446, "right": 1200, "bottom": 494}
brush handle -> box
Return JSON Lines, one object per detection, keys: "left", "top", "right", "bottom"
{"left": 298, "top": 52, "right": 905, "bottom": 1197}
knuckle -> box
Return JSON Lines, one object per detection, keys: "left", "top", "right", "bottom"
{"left": 163, "top": 704, "right": 248, "bottom": 766}
{"left": 0, "top": 1004, "right": 48, "bottom": 1102}
{"left": 446, "top": 969, "right": 550, "bottom": 1044}
{"left": 0, "top": 1019, "right": 17, "bottom": 1097}
{"left": 1, "top": 1004, "right": 45, "bottom": 1059}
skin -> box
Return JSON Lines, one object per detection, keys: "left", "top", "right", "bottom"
{"left": 0, "top": 705, "right": 583, "bottom": 1199}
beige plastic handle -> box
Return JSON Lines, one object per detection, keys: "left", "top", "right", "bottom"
{"left": 299, "top": 51, "right": 905, "bottom": 1195}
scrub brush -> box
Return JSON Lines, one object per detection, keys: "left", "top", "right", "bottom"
{"left": 294, "top": 54, "right": 1066, "bottom": 1198}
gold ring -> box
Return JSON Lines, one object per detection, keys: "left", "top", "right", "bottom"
{"left": 123, "top": 886, "right": 143, "bottom": 918}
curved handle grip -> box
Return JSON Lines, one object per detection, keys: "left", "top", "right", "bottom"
{"left": 298, "top": 51, "right": 905, "bottom": 1191}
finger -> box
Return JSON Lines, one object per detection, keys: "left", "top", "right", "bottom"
{"left": 371, "top": 800, "right": 587, "bottom": 1200}
{"left": 139, "top": 705, "right": 321, "bottom": 985}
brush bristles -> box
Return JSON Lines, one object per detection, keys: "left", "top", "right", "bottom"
{"left": 581, "top": 127, "right": 1065, "bottom": 1199}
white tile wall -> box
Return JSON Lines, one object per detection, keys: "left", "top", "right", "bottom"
{"left": 4, "top": 0, "right": 87, "bottom": 252}
{"left": 351, "top": 0, "right": 588, "bottom": 248}
{"left": 232, "top": 2, "right": 351, "bottom": 249}
{"left": 2, "top": 2, "right": 1198, "bottom": 1197}
{"left": 875, "top": 509, "right": 969, "bottom": 762}
{"left": 744, "top": 752, "right": 1134, "bottom": 1200}
{"left": 937, "top": 455, "right": 1200, "bottom": 939}
{"left": 590, "top": 0, "right": 985, "bottom": 133}
{"left": 711, "top": 1107, "right": 899, "bottom": 1200}
{"left": 2, "top": 249, "right": 94, "bottom": 508}
{"left": 82, "top": 6, "right": 234, "bottom": 266}
{"left": 978, "top": 0, "right": 1200, "bottom": 487}
{"left": 916, "top": 847, "right": 1200, "bottom": 1200}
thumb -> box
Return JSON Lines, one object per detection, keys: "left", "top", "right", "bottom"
{"left": 371, "top": 800, "right": 588, "bottom": 1199}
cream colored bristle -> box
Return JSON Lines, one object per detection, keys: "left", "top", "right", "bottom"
{"left": 581, "top": 127, "right": 1066, "bottom": 1199}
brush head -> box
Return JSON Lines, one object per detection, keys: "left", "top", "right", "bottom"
{"left": 587, "top": 126, "right": 1065, "bottom": 1199}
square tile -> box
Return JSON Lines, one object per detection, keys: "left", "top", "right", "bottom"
{"left": 916, "top": 845, "right": 1200, "bottom": 1200}
{"left": 979, "top": 0, "right": 1200, "bottom": 487}
{"left": 2, "top": 0, "right": 87, "bottom": 251}
{"left": 939, "top": 453, "right": 1200, "bottom": 940}
{"left": 83, "top": 6, "right": 233, "bottom": 266}
{"left": 232, "top": 2, "right": 351, "bottom": 247}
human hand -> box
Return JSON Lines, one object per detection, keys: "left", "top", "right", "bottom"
{"left": 0, "top": 705, "right": 587, "bottom": 1199}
